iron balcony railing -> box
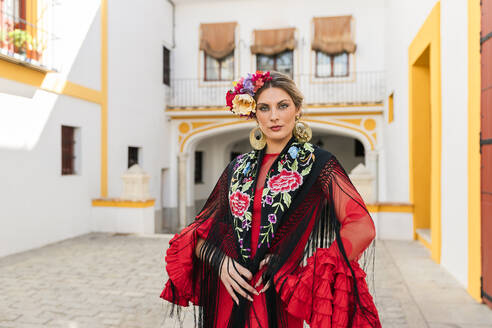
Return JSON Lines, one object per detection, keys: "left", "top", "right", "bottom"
{"left": 0, "top": 0, "right": 58, "bottom": 71}
{"left": 166, "top": 71, "right": 386, "bottom": 108}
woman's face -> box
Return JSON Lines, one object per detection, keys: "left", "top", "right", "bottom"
{"left": 255, "top": 87, "right": 300, "bottom": 145}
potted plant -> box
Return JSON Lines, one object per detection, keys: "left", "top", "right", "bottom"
{"left": 8, "top": 29, "right": 32, "bottom": 57}
{"left": 29, "top": 38, "right": 45, "bottom": 62}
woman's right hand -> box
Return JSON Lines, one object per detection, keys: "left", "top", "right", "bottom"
{"left": 219, "top": 256, "right": 259, "bottom": 305}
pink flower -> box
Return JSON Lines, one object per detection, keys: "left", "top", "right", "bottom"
{"left": 229, "top": 190, "right": 250, "bottom": 217}
{"left": 267, "top": 169, "right": 303, "bottom": 193}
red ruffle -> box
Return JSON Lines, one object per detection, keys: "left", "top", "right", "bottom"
{"left": 275, "top": 244, "right": 381, "bottom": 328}
{"left": 159, "top": 225, "right": 201, "bottom": 306}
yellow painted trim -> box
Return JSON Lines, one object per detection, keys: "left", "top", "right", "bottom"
{"left": 0, "top": 60, "right": 103, "bottom": 103}
{"left": 92, "top": 198, "right": 156, "bottom": 208}
{"left": 416, "top": 231, "right": 432, "bottom": 250}
{"left": 180, "top": 120, "right": 246, "bottom": 152}
{"left": 408, "top": 2, "right": 441, "bottom": 263}
{"left": 305, "top": 118, "right": 375, "bottom": 150}
{"left": 100, "top": 0, "right": 108, "bottom": 197}
{"left": 367, "top": 203, "right": 414, "bottom": 213}
{"left": 467, "top": 0, "right": 482, "bottom": 302}
{"left": 388, "top": 92, "right": 394, "bottom": 123}
{"left": 168, "top": 111, "right": 384, "bottom": 120}
{"left": 178, "top": 115, "right": 378, "bottom": 152}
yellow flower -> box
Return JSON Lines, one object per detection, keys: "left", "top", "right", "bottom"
{"left": 232, "top": 94, "right": 256, "bottom": 116}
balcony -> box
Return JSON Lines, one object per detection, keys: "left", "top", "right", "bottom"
{"left": 0, "top": 0, "right": 58, "bottom": 71}
{"left": 166, "top": 71, "right": 386, "bottom": 109}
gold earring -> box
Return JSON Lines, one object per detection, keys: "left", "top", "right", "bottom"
{"left": 250, "top": 124, "right": 266, "bottom": 150}
{"left": 293, "top": 116, "right": 312, "bottom": 143}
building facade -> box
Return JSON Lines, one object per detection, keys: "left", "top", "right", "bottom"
{"left": 0, "top": 0, "right": 488, "bottom": 306}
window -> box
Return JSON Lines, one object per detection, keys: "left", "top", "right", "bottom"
{"left": 61, "top": 125, "right": 75, "bottom": 175}
{"left": 257, "top": 51, "right": 293, "bottom": 78}
{"left": 163, "top": 46, "right": 170, "bottom": 86}
{"left": 204, "top": 52, "right": 234, "bottom": 81}
{"left": 315, "top": 51, "right": 349, "bottom": 77}
{"left": 195, "top": 151, "right": 203, "bottom": 183}
{"left": 355, "top": 139, "right": 365, "bottom": 157}
{"left": 128, "top": 147, "right": 139, "bottom": 168}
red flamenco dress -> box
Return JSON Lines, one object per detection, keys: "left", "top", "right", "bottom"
{"left": 160, "top": 152, "right": 381, "bottom": 328}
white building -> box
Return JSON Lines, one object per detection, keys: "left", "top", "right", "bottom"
{"left": 0, "top": 0, "right": 488, "bottom": 307}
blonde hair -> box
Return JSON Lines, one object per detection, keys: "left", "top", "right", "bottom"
{"left": 253, "top": 71, "right": 304, "bottom": 117}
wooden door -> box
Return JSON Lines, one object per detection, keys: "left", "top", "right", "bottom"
{"left": 481, "top": 0, "right": 492, "bottom": 309}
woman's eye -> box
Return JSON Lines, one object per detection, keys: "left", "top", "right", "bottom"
{"left": 279, "top": 103, "right": 288, "bottom": 109}
{"left": 259, "top": 106, "right": 269, "bottom": 111}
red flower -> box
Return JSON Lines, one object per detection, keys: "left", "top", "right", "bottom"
{"left": 226, "top": 90, "right": 236, "bottom": 109}
{"left": 268, "top": 169, "right": 303, "bottom": 193}
{"left": 229, "top": 190, "right": 251, "bottom": 217}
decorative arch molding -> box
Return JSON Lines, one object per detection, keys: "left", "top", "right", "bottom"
{"left": 175, "top": 115, "right": 380, "bottom": 154}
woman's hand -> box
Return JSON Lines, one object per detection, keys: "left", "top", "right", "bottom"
{"left": 254, "top": 253, "right": 274, "bottom": 293}
{"left": 219, "top": 256, "right": 259, "bottom": 305}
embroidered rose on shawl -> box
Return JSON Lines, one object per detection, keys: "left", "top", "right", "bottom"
{"left": 268, "top": 169, "right": 303, "bottom": 193}
{"left": 229, "top": 190, "right": 250, "bottom": 218}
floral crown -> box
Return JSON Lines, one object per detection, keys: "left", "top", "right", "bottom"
{"left": 225, "top": 71, "right": 273, "bottom": 118}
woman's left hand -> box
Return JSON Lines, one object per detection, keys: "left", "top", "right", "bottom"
{"left": 254, "top": 253, "right": 273, "bottom": 293}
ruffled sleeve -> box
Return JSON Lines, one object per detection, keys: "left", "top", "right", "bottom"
{"left": 274, "top": 155, "right": 380, "bottom": 327}
{"left": 160, "top": 162, "right": 230, "bottom": 306}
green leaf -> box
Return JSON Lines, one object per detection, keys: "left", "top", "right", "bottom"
{"left": 245, "top": 211, "right": 252, "bottom": 222}
{"left": 301, "top": 166, "right": 312, "bottom": 176}
{"left": 283, "top": 192, "right": 291, "bottom": 207}
{"left": 262, "top": 188, "right": 269, "bottom": 197}
{"left": 277, "top": 161, "right": 282, "bottom": 172}
{"left": 241, "top": 180, "right": 253, "bottom": 192}
{"left": 291, "top": 159, "right": 298, "bottom": 171}
{"left": 304, "top": 143, "right": 314, "bottom": 152}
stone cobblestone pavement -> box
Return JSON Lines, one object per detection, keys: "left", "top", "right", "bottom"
{"left": 0, "top": 232, "right": 491, "bottom": 328}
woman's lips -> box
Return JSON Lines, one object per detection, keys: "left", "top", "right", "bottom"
{"left": 270, "top": 125, "right": 282, "bottom": 131}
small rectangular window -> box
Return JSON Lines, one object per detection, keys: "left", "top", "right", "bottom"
{"left": 61, "top": 125, "right": 75, "bottom": 175}
{"left": 315, "top": 51, "right": 349, "bottom": 77}
{"left": 257, "top": 51, "right": 293, "bottom": 78}
{"left": 195, "top": 151, "right": 203, "bottom": 183}
{"left": 163, "top": 46, "right": 170, "bottom": 86}
{"left": 204, "top": 52, "right": 234, "bottom": 81}
{"left": 128, "top": 147, "right": 139, "bottom": 168}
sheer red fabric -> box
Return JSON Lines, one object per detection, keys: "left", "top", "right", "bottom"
{"left": 160, "top": 154, "right": 380, "bottom": 327}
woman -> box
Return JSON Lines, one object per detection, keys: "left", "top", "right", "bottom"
{"left": 160, "top": 71, "right": 381, "bottom": 328}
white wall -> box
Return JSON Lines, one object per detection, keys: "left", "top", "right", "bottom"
{"left": 0, "top": 83, "right": 101, "bottom": 257}
{"left": 107, "top": 0, "right": 173, "bottom": 211}
{"left": 439, "top": 0, "right": 469, "bottom": 287}
{"left": 384, "top": 0, "right": 469, "bottom": 287}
